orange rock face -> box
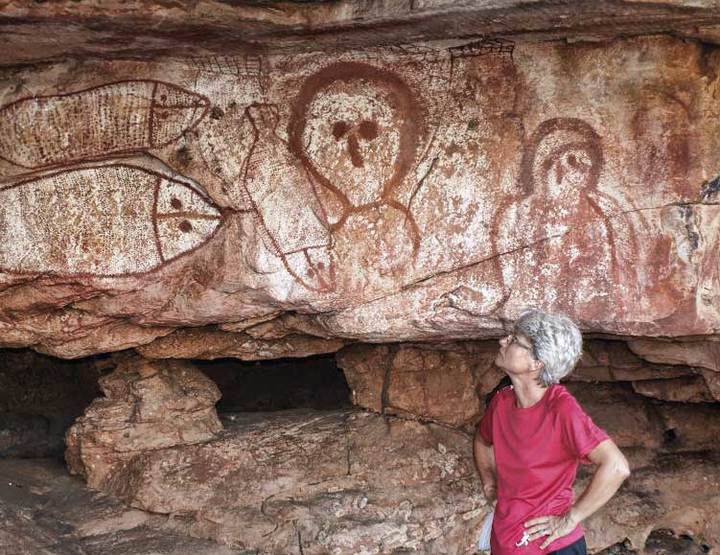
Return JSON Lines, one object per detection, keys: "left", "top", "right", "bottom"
{"left": 0, "top": 36, "right": 717, "bottom": 373}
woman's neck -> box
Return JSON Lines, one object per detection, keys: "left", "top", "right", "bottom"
{"left": 509, "top": 375, "right": 549, "bottom": 408}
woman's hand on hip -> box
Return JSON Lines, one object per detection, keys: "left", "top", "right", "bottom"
{"left": 523, "top": 511, "right": 579, "bottom": 549}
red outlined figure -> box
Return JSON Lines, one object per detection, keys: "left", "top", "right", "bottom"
{"left": 0, "top": 164, "right": 222, "bottom": 277}
{"left": 493, "top": 118, "right": 638, "bottom": 319}
{"left": 241, "top": 104, "right": 334, "bottom": 292}
{"left": 0, "top": 80, "right": 210, "bottom": 170}
{"left": 288, "top": 62, "right": 424, "bottom": 293}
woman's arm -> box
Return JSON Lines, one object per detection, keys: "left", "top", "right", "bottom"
{"left": 566, "top": 439, "right": 631, "bottom": 522}
{"left": 525, "top": 439, "right": 631, "bottom": 548}
{"left": 473, "top": 430, "right": 498, "bottom": 506}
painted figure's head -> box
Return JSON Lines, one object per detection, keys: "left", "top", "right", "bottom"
{"left": 521, "top": 118, "right": 603, "bottom": 197}
{"left": 496, "top": 308, "right": 583, "bottom": 387}
{"left": 289, "top": 62, "right": 421, "bottom": 208}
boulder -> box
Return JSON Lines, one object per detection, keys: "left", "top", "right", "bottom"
{"left": 76, "top": 409, "right": 489, "bottom": 554}
{"left": 65, "top": 355, "right": 222, "bottom": 489}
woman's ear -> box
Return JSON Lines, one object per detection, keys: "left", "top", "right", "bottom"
{"left": 532, "top": 359, "right": 545, "bottom": 374}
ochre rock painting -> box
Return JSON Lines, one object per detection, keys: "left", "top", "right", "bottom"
{"left": 0, "top": 80, "right": 209, "bottom": 170}
{"left": 1, "top": 36, "right": 719, "bottom": 357}
{"left": 288, "top": 62, "right": 424, "bottom": 294}
{"left": 0, "top": 164, "right": 222, "bottom": 276}
{"left": 0, "top": 80, "right": 221, "bottom": 279}
{"left": 494, "top": 118, "right": 639, "bottom": 320}
{"left": 241, "top": 103, "right": 334, "bottom": 292}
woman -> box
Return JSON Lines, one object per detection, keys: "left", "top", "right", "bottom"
{"left": 474, "top": 309, "right": 630, "bottom": 554}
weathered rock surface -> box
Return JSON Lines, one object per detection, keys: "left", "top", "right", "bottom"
{"left": 337, "top": 339, "right": 720, "bottom": 427}
{"left": 0, "top": 457, "right": 244, "bottom": 555}
{"left": 70, "top": 408, "right": 489, "bottom": 554}
{"left": 63, "top": 388, "right": 720, "bottom": 553}
{"left": 578, "top": 450, "right": 720, "bottom": 553}
{"left": 65, "top": 355, "right": 222, "bottom": 489}
{"left": 337, "top": 341, "right": 502, "bottom": 428}
{"left": 0, "top": 35, "right": 718, "bottom": 367}
{"left": 2, "top": 1, "right": 720, "bottom": 65}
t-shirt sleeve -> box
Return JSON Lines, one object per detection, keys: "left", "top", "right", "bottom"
{"left": 477, "top": 394, "right": 498, "bottom": 446}
{"left": 559, "top": 397, "right": 610, "bottom": 462}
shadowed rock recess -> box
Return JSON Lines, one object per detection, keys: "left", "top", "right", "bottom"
{"left": 1, "top": 0, "right": 720, "bottom": 553}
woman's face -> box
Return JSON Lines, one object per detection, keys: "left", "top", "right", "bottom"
{"left": 495, "top": 332, "right": 537, "bottom": 375}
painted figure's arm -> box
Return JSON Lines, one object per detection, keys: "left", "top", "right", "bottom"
{"left": 473, "top": 430, "right": 498, "bottom": 506}
{"left": 525, "top": 439, "right": 631, "bottom": 548}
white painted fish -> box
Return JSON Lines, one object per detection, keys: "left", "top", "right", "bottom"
{"left": 0, "top": 164, "right": 222, "bottom": 276}
{"left": 0, "top": 80, "right": 210, "bottom": 170}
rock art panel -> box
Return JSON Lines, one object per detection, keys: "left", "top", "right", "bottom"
{"left": 494, "top": 118, "right": 638, "bottom": 320}
{"left": 0, "top": 36, "right": 718, "bottom": 356}
{"left": 0, "top": 164, "right": 222, "bottom": 276}
{"left": 242, "top": 103, "right": 334, "bottom": 292}
{"left": 0, "top": 80, "right": 210, "bottom": 170}
{"left": 288, "top": 61, "right": 425, "bottom": 294}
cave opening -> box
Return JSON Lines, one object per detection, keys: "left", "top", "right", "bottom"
{"left": 0, "top": 348, "right": 354, "bottom": 460}
{"left": 193, "top": 353, "right": 352, "bottom": 413}
{"left": 0, "top": 348, "right": 108, "bottom": 460}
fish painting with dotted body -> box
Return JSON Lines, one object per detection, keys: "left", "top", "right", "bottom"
{"left": 0, "top": 164, "right": 222, "bottom": 277}
{"left": 0, "top": 80, "right": 210, "bottom": 170}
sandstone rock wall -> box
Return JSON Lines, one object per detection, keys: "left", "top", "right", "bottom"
{"left": 337, "top": 338, "right": 720, "bottom": 431}
{"left": 0, "top": 35, "right": 718, "bottom": 362}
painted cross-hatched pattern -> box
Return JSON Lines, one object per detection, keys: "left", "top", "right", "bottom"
{"left": 0, "top": 80, "right": 210, "bottom": 170}
{"left": 0, "top": 164, "right": 222, "bottom": 277}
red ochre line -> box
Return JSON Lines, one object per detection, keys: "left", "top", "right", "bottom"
{"left": 0, "top": 162, "right": 214, "bottom": 199}
{"left": 152, "top": 175, "right": 165, "bottom": 263}
{"left": 0, "top": 79, "right": 208, "bottom": 109}
{"left": 151, "top": 102, "right": 208, "bottom": 109}
{"left": 283, "top": 243, "right": 330, "bottom": 255}
{"left": 155, "top": 212, "right": 221, "bottom": 220}
{"left": 148, "top": 81, "right": 158, "bottom": 147}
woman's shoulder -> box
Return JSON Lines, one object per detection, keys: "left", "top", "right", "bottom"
{"left": 547, "top": 384, "right": 583, "bottom": 414}
{"left": 484, "top": 376, "right": 513, "bottom": 408}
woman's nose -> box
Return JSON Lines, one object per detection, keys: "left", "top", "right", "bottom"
{"left": 499, "top": 335, "right": 510, "bottom": 347}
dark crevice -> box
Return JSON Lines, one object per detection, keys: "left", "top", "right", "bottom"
{"left": 194, "top": 353, "right": 351, "bottom": 413}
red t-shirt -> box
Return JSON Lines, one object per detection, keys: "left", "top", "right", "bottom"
{"left": 478, "top": 384, "right": 609, "bottom": 555}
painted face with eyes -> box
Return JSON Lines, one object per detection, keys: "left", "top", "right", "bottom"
{"left": 529, "top": 121, "right": 603, "bottom": 198}
{"left": 301, "top": 80, "right": 402, "bottom": 206}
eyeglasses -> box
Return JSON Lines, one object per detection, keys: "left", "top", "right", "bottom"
{"left": 507, "top": 333, "right": 535, "bottom": 355}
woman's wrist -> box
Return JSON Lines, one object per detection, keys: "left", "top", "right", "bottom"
{"left": 566, "top": 507, "right": 583, "bottom": 526}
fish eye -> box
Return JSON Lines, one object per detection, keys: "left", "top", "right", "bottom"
{"left": 170, "top": 197, "right": 182, "bottom": 209}
{"left": 179, "top": 220, "right": 193, "bottom": 233}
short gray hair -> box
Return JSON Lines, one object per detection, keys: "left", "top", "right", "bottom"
{"left": 514, "top": 309, "right": 583, "bottom": 386}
